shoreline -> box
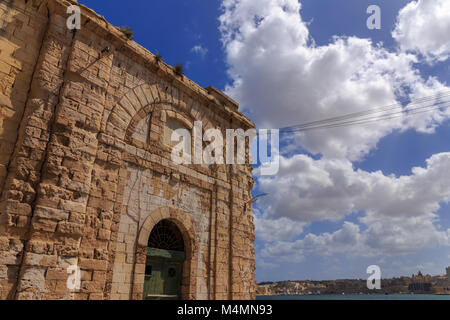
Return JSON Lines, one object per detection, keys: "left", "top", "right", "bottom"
{"left": 257, "top": 292, "right": 450, "bottom": 297}
{"left": 256, "top": 293, "right": 450, "bottom": 300}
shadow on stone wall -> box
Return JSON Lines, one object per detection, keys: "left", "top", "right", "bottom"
{"left": 0, "top": 0, "right": 49, "bottom": 300}
{"left": 0, "top": 0, "right": 48, "bottom": 189}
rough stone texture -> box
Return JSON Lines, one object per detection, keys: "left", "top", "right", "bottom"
{"left": 0, "top": 0, "right": 256, "bottom": 300}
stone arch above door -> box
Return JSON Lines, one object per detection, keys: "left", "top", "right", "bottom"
{"left": 132, "top": 206, "right": 199, "bottom": 300}
{"left": 137, "top": 207, "right": 196, "bottom": 252}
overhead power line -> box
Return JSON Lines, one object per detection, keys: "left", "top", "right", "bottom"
{"left": 283, "top": 103, "right": 450, "bottom": 133}
{"left": 281, "top": 100, "right": 450, "bottom": 133}
{"left": 278, "top": 91, "right": 450, "bottom": 133}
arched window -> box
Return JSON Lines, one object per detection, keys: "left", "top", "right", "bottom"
{"left": 148, "top": 220, "right": 185, "bottom": 252}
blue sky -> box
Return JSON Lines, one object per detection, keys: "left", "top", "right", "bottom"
{"left": 80, "top": 0, "right": 450, "bottom": 282}
{"left": 79, "top": 0, "right": 228, "bottom": 89}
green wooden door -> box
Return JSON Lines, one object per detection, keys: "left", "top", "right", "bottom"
{"left": 143, "top": 249, "right": 185, "bottom": 300}
{"left": 144, "top": 260, "right": 164, "bottom": 298}
{"left": 162, "top": 261, "right": 182, "bottom": 297}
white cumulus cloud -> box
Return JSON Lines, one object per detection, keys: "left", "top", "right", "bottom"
{"left": 219, "top": 0, "right": 450, "bottom": 264}
{"left": 220, "top": 0, "right": 450, "bottom": 161}
{"left": 393, "top": 0, "right": 450, "bottom": 63}
{"left": 257, "top": 152, "right": 450, "bottom": 257}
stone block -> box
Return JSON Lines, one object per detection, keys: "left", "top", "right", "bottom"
{"left": 78, "top": 258, "right": 108, "bottom": 271}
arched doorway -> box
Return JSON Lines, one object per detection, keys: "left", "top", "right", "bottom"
{"left": 143, "top": 220, "right": 186, "bottom": 300}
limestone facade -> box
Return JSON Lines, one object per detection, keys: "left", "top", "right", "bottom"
{"left": 0, "top": 0, "right": 256, "bottom": 300}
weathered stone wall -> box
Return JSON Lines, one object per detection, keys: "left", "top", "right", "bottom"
{"left": 111, "top": 165, "right": 211, "bottom": 300}
{"left": 0, "top": 0, "right": 256, "bottom": 300}
{"left": 0, "top": 0, "right": 48, "bottom": 190}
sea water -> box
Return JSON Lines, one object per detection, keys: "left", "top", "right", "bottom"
{"left": 257, "top": 294, "right": 450, "bottom": 300}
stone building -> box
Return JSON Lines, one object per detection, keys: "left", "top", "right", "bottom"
{"left": 0, "top": 0, "right": 256, "bottom": 300}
